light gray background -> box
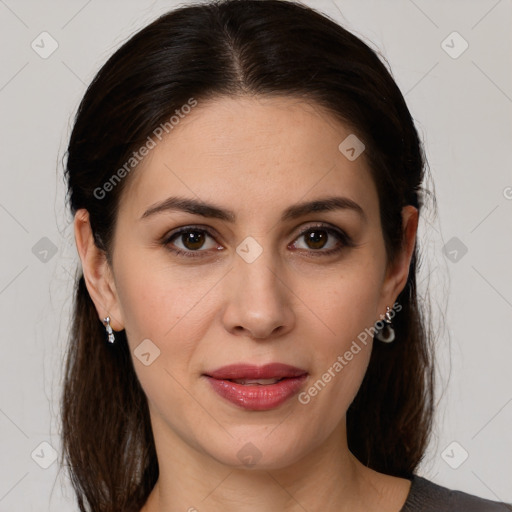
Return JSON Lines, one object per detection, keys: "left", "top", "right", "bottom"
{"left": 0, "top": 0, "right": 511, "bottom": 510}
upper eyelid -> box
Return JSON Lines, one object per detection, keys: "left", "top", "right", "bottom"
{"left": 164, "top": 224, "right": 221, "bottom": 243}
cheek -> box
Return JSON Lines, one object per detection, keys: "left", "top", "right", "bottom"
{"left": 113, "top": 257, "right": 220, "bottom": 421}
{"left": 294, "top": 263, "right": 382, "bottom": 416}
{"left": 112, "top": 252, "right": 230, "bottom": 408}
{"left": 305, "top": 262, "right": 384, "bottom": 350}
{"left": 114, "top": 249, "right": 220, "bottom": 346}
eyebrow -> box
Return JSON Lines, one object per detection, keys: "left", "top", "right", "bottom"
{"left": 140, "top": 195, "right": 366, "bottom": 223}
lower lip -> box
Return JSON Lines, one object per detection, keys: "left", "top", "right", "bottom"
{"left": 205, "top": 375, "right": 308, "bottom": 411}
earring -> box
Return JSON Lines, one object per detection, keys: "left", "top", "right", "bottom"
{"left": 375, "top": 306, "right": 395, "bottom": 343}
{"left": 103, "top": 316, "right": 115, "bottom": 344}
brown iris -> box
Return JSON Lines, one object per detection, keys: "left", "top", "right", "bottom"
{"left": 181, "top": 231, "right": 206, "bottom": 250}
{"left": 304, "top": 229, "right": 328, "bottom": 250}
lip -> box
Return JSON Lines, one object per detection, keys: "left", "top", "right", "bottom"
{"left": 203, "top": 363, "right": 308, "bottom": 411}
{"left": 205, "top": 362, "right": 307, "bottom": 380}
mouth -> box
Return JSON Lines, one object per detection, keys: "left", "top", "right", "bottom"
{"left": 203, "top": 363, "right": 308, "bottom": 411}
{"left": 222, "top": 377, "right": 287, "bottom": 385}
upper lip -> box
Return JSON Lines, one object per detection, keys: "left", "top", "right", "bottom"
{"left": 205, "top": 363, "right": 308, "bottom": 380}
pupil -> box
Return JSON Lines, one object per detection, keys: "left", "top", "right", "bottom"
{"left": 307, "top": 230, "right": 327, "bottom": 249}
{"left": 183, "top": 231, "right": 204, "bottom": 250}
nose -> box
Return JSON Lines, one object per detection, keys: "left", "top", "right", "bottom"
{"left": 221, "top": 244, "right": 295, "bottom": 340}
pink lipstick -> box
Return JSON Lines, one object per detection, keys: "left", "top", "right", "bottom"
{"left": 204, "top": 363, "right": 308, "bottom": 411}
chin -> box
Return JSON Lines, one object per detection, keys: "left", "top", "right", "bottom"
{"left": 199, "top": 428, "right": 315, "bottom": 472}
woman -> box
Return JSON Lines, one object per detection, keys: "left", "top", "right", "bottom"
{"left": 61, "top": 1, "right": 511, "bottom": 511}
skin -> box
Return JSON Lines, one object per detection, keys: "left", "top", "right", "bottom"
{"left": 74, "top": 95, "right": 418, "bottom": 512}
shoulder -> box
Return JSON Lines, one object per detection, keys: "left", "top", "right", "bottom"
{"left": 401, "top": 475, "right": 512, "bottom": 512}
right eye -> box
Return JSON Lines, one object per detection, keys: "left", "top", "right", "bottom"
{"left": 163, "top": 226, "right": 222, "bottom": 258}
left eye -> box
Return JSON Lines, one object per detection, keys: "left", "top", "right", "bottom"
{"left": 291, "top": 227, "right": 345, "bottom": 252}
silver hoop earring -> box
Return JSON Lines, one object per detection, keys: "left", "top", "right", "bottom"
{"left": 103, "top": 316, "right": 115, "bottom": 344}
{"left": 375, "top": 306, "right": 395, "bottom": 343}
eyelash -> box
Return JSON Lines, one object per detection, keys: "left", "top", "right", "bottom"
{"left": 162, "top": 223, "right": 354, "bottom": 259}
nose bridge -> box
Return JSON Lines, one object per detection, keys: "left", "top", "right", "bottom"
{"left": 221, "top": 235, "right": 294, "bottom": 338}
{"left": 238, "top": 244, "right": 278, "bottom": 294}
{"left": 234, "top": 235, "right": 283, "bottom": 305}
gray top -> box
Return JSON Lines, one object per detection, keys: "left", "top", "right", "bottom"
{"left": 400, "top": 475, "right": 512, "bottom": 511}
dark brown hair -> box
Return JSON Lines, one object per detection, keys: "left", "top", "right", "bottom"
{"left": 62, "top": 1, "right": 435, "bottom": 510}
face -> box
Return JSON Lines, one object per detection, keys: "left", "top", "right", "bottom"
{"left": 83, "top": 95, "right": 416, "bottom": 470}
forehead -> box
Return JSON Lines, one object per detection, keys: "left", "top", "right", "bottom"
{"left": 118, "top": 95, "right": 378, "bottom": 223}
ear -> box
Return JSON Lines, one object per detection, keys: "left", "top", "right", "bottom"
{"left": 378, "top": 205, "right": 418, "bottom": 312}
{"left": 73, "top": 208, "right": 125, "bottom": 331}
